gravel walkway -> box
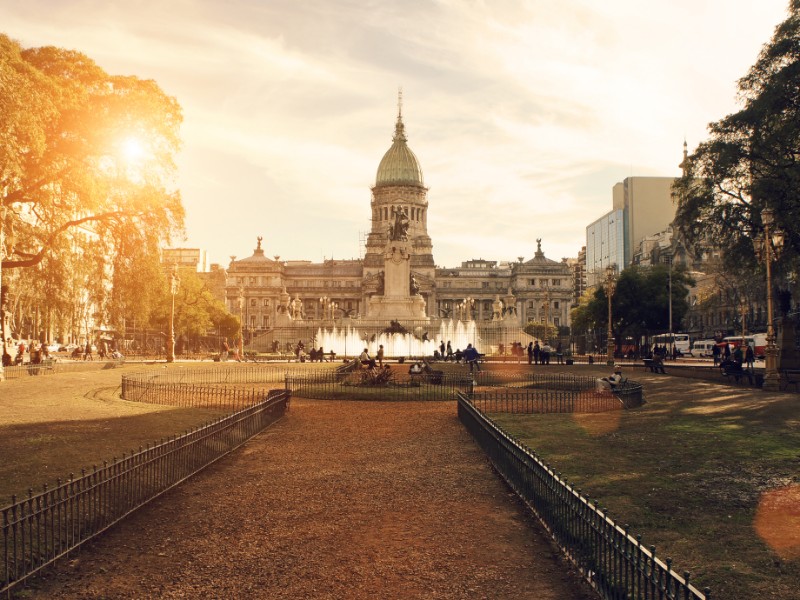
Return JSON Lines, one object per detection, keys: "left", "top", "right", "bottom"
{"left": 26, "top": 398, "right": 593, "bottom": 599}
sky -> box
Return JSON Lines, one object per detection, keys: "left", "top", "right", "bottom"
{"left": 1, "top": 0, "right": 791, "bottom": 269}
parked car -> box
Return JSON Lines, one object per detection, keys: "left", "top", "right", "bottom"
{"left": 691, "top": 339, "right": 718, "bottom": 358}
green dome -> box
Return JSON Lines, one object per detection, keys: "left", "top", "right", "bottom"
{"left": 375, "top": 113, "right": 424, "bottom": 188}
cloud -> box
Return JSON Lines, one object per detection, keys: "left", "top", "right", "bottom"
{"left": 1, "top": 0, "right": 790, "bottom": 267}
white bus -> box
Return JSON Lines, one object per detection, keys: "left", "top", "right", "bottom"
{"left": 652, "top": 333, "right": 692, "bottom": 356}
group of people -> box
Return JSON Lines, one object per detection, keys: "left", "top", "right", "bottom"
{"left": 359, "top": 345, "right": 385, "bottom": 369}
{"left": 713, "top": 341, "right": 755, "bottom": 371}
{"left": 8, "top": 339, "right": 51, "bottom": 366}
{"left": 433, "top": 340, "right": 457, "bottom": 362}
{"left": 526, "top": 341, "right": 563, "bottom": 365}
{"left": 717, "top": 342, "right": 755, "bottom": 373}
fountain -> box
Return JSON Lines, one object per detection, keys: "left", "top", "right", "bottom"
{"left": 315, "top": 319, "right": 480, "bottom": 359}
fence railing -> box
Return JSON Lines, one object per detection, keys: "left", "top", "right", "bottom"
{"left": 469, "top": 372, "right": 644, "bottom": 411}
{"left": 2, "top": 359, "right": 126, "bottom": 380}
{"left": 1, "top": 389, "right": 290, "bottom": 595}
{"left": 120, "top": 364, "right": 332, "bottom": 391}
{"left": 120, "top": 380, "right": 276, "bottom": 410}
{"left": 286, "top": 371, "right": 474, "bottom": 401}
{"left": 457, "top": 394, "right": 709, "bottom": 599}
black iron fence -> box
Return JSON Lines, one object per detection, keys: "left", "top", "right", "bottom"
{"left": 121, "top": 381, "right": 276, "bottom": 410}
{"left": 286, "top": 371, "right": 474, "bottom": 401}
{"left": 470, "top": 372, "right": 644, "bottom": 411}
{"left": 457, "top": 394, "right": 709, "bottom": 599}
{"left": 1, "top": 389, "right": 290, "bottom": 595}
{"left": 120, "top": 364, "right": 332, "bottom": 392}
{"left": 2, "top": 359, "right": 126, "bottom": 380}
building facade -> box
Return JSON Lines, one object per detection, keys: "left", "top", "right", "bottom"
{"left": 216, "top": 106, "right": 573, "bottom": 353}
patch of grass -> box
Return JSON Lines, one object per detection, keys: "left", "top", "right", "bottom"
{"left": 490, "top": 375, "right": 800, "bottom": 600}
{"left": 0, "top": 368, "right": 230, "bottom": 504}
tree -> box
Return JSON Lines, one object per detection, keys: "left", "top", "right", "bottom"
{"left": 1, "top": 34, "right": 185, "bottom": 351}
{"left": 1, "top": 35, "right": 184, "bottom": 270}
{"left": 570, "top": 266, "right": 694, "bottom": 353}
{"left": 673, "top": 2, "right": 800, "bottom": 273}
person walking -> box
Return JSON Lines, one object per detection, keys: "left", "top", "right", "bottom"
{"left": 527, "top": 342, "right": 534, "bottom": 365}
{"left": 446, "top": 341, "right": 453, "bottom": 362}
{"left": 712, "top": 343, "right": 721, "bottom": 367}
{"left": 745, "top": 344, "right": 755, "bottom": 371}
{"left": 464, "top": 343, "right": 481, "bottom": 373}
{"left": 533, "top": 341, "right": 541, "bottom": 365}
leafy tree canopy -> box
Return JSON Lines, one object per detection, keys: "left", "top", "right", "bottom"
{"left": 673, "top": 3, "right": 800, "bottom": 272}
{"left": 0, "top": 33, "right": 185, "bottom": 271}
{"left": 570, "top": 265, "right": 694, "bottom": 337}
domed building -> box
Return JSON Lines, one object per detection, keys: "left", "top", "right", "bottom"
{"left": 221, "top": 100, "right": 574, "bottom": 355}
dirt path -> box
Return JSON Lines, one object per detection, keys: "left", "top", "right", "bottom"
{"left": 26, "top": 398, "right": 594, "bottom": 599}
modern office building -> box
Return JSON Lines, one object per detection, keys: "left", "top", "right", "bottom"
{"left": 586, "top": 176, "right": 677, "bottom": 286}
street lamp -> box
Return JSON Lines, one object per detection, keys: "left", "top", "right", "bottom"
{"left": 542, "top": 285, "right": 550, "bottom": 344}
{"left": 753, "top": 208, "right": 784, "bottom": 391}
{"left": 739, "top": 298, "right": 748, "bottom": 349}
{"left": 167, "top": 265, "right": 179, "bottom": 363}
{"left": 238, "top": 286, "right": 244, "bottom": 360}
{"left": 605, "top": 264, "right": 617, "bottom": 365}
{"left": 319, "top": 296, "right": 327, "bottom": 320}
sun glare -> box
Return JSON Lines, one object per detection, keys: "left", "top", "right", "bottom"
{"left": 122, "top": 137, "right": 145, "bottom": 163}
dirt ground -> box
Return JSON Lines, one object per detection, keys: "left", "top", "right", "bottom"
{"left": 21, "top": 398, "right": 595, "bottom": 600}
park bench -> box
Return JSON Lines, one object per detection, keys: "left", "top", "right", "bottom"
{"left": 421, "top": 360, "right": 444, "bottom": 384}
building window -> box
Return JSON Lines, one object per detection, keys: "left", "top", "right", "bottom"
{"left": 263, "top": 299, "right": 270, "bottom": 307}
{"left": 250, "top": 298, "right": 256, "bottom": 307}
{"left": 552, "top": 279, "right": 561, "bottom": 286}
{"left": 263, "top": 315, "right": 270, "bottom": 328}
{"left": 482, "top": 282, "right": 489, "bottom": 288}
{"left": 554, "top": 317, "right": 560, "bottom": 327}
{"left": 529, "top": 279, "right": 536, "bottom": 286}
{"left": 554, "top": 301, "right": 559, "bottom": 309}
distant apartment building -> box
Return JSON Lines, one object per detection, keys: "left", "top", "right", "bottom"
{"left": 162, "top": 248, "right": 207, "bottom": 272}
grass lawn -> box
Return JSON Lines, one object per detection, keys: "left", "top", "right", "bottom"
{"left": 489, "top": 371, "right": 800, "bottom": 600}
{"left": 0, "top": 365, "right": 232, "bottom": 504}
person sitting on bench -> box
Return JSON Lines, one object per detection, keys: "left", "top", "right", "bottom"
{"left": 359, "top": 348, "right": 376, "bottom": 368}
{"left": 599, "top": 367, "right": 626, "bottom": 390}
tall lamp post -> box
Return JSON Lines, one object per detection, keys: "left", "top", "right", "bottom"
{"left": 238, "top": 286, "right": 244, "bottom": 361}
{"left": 753, "top": 208, "right": 784, "bottom": 391}
{"left": 542, "top": 285, "right": 551, "bottom": 344}
{"left": 605, "top": 264, "right": 617, "bottom": 365}
{"left": 167, "top": 265, "right": 179, "bottom": 363}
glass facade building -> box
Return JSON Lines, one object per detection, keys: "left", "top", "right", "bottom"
{"left": 585, "top": 209, "right": 625, "bottom": 287}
